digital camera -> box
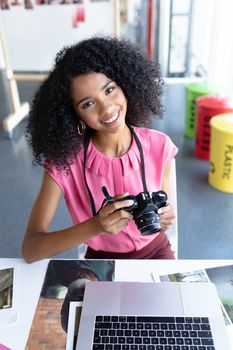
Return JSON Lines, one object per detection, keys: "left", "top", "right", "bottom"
{"left": 102, "top": 187, "right": 168, "bottom": 236}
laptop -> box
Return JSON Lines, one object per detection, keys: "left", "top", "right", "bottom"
{"left": 76, "top": 281, "right": 231, "bottom": 349}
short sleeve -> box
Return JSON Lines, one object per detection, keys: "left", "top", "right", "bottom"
{"left": 163, "top": 134, "right": 178, "bottom": 166}
{"left": 43, "top": 161, "right": 66, "bottom": 192}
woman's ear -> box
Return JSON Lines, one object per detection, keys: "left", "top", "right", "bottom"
{"left": 77, "top": 120, "right": 86, "bottom": 135}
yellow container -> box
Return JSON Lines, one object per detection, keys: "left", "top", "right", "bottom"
{"left": 209, "top": 113, "right": 233, "bottom": 192}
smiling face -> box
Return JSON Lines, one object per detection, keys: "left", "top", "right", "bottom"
{"left": 71, "top": 72, "right": 128, "bottom": 136}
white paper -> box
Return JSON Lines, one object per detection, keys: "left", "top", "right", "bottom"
{"left": 66, "top": 301, "right": 83, "bottom": 350}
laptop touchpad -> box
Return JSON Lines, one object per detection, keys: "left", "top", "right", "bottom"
{"left": 120, "top": 282, "right": 183, "bottom": 315}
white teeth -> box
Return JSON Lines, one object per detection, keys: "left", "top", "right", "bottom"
{"left": 103, "top": 112, "right": 118, "bottom": 124}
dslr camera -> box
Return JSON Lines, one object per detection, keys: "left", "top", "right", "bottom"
{"left": 102, "top": 187, "right": 168, "bottom": 236}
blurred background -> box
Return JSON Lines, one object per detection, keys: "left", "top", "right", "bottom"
{"left": 0, "top": 0, "right": 233, "bottom": 259}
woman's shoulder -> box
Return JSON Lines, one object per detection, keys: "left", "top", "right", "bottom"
{"left": 133, "top": 126, "right": 169, "bottom": 141}
{"left": 133, "top": 126, "right": 178, "bottom": 163}
{"left": 133, "top": 126, "right": 177, "bottom": 154}
{"left": 44, "top": 149, "right": 83, "bottom": 179}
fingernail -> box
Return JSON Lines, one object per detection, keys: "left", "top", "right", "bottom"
{"left": 158, "top": 208, "right": 162, "bottom": 214}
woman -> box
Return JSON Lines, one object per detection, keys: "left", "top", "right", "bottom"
{"left": 22, "top": 36, "right": 178, "bottom": 262}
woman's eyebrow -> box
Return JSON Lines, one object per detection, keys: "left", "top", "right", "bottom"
{"left": 101, "top": 80, "right": 112, "bottom": 90}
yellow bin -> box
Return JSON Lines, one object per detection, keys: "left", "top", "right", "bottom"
{"left": 209, "top": 113, "right": 233, "bottom": 192}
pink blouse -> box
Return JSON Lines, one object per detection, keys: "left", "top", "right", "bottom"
{"left": 45, "top": 127, "right": 178, "bottom": 252}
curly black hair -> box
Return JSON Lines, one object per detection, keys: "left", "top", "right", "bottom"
{"left": 25, "top": 36, "right": 164, "bottom": 168}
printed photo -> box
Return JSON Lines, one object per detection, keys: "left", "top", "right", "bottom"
{"left": 0, "top": 268, "right": 13, "bottom": 310}
{"left": 26, "top": 260, "right": 115, "bottom": 349}
{"left": 206, "top": 265, "right": 233, "bottom": 323}
{"left": 159, "top": 267, "right": 233, "bottom": 326}
{"left": 160, "top": 269, "right": 208, "bottom": 283}
{"left": 66, "top": 301, "right": 83, "bottom": 350}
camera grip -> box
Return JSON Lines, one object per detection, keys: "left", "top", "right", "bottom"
{"left": 102, "top": 186, "right": 136, "bottom": 212}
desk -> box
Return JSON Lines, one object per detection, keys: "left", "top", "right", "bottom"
{"left": 0, "top": 259, "right": 233, "bottom": 350}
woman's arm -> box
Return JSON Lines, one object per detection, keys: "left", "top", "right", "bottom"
{"left": 21, "top": 171, "right": 133, "bottom": 263}
{"left": 159, "top": 161, "right": 176, "bottom": 231}
{"left": 161, "top": 161, "right": 172, "bottom": 195}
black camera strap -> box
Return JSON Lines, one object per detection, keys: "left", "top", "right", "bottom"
{"left": 83, "top": 126, "right": 148, "bottom": 216}
{"left": 130, "top": 126, "right": 148, "bottom": 193}
{"left": 83, "top": 135, "right": 97, "bottom": 216}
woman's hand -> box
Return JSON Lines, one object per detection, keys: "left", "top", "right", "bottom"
{"left": 96, "top": 194, "right": 134, "bottom": 235}
{"left": 158, "top": 204, "right": 176, "bottom": 232}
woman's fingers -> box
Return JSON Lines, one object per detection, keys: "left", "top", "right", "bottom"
{"left": 99, "top": 198, "right": 134, "bottom": 217}
{"left": 98, "top": 198, "right": 134, "bottom": 234}
{"left": 98, "top": 196, "right": 176, "bottom": 235}
{"left": 158, "top": 204, "right": 176, "bottom": 231}
{"left": 112, "top": 192, "right": 129, "bottom": 200}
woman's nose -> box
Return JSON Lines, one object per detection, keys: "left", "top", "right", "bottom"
{"left": 99, "top": 100, "right": 115, "bottom": 116}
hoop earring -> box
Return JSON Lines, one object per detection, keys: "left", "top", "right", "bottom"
{"left": 77, "top": 120, "right": 86, "bottom": 135}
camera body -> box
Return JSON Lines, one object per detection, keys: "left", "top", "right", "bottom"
{"left": 121, "top": 191, "right": 167, "bottom": 236}
{"left": 114, "top": 190, "right": 168, "bottom": 236}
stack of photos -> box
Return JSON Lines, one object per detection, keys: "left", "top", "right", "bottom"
{"left": 25, "top": 259, "right": 115, "bottom": 350}
{"left": 159, "top": 264, "right": 233, "bottom": 327}
{"left": 0, "top": 266, "right": 18, "bottom": 326}
{"left": 0, "top": 268, "right": 13, "bottom": 311}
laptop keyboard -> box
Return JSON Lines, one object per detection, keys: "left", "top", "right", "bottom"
{"left": 92, "top": 316, "right": 215, "bottom": 350}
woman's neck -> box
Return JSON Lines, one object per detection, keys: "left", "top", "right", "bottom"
{"left": 91, "top": 126, "right": 132, "bottom": 157}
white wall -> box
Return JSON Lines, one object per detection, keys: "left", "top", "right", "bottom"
{"left": 158, "top": 0, "right": 170, "bottom": 77}
{"left": 0, "top": 0, "right": 116, "bottom": 71}
{"left": 190, "top": 0, "right": 233, "bottom": 98}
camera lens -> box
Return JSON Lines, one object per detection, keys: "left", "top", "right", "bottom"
{"left": 134, "top": 211, "right": 161, "bottom": 235}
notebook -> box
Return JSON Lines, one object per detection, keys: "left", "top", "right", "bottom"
{"left": 75, "top": 281, "right": 231, "bottom": 349}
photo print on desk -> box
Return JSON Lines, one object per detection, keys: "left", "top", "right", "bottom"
{"left": 0, "top": 261, "right": 19, "bottom": 326}
{"left": 25, "top": 260, "right": 115, "bottom": 350}
{"left": 158, "top": 264, "right": 233, "bottom": 327}
{"left": 205, "top": 265, "right": 233, "bottom": 324}
{"left": 65, "top": 300, "right": 83, "bottom": 350}
{"left": 0, "top": 269, "right": 13, "bottom": 311}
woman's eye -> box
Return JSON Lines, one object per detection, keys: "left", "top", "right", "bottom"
{"left": 106, "top": 85, "right": 115, "bottom": 94}
{"left": 82, "top": 101, "right": 93, "bottom": 109}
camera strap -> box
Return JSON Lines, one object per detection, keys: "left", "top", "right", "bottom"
{"left": 83, "top": 126, "right": 148, "bottom": 216}
{"left": 130, "top": 126, "right": 148, "bottom": 193}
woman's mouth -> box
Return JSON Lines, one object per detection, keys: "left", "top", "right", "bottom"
{"left": 102, "top": 111, "right": 119, "bottom": 125}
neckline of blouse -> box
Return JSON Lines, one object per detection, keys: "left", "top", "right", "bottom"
{"left": 84, "top": 134, "right": 141, "bottom": 176}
